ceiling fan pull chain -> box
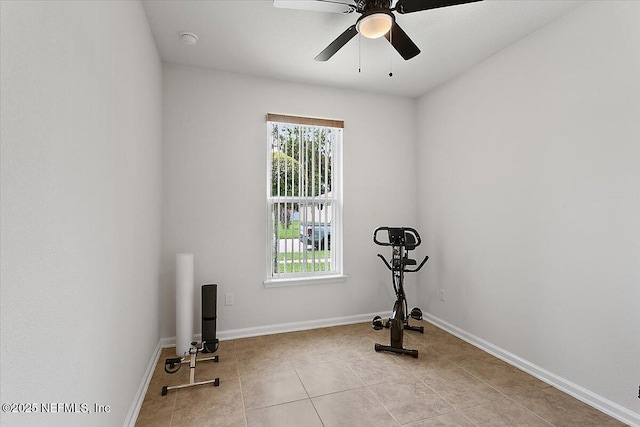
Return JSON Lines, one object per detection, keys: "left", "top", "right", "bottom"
{"left": 389, "top": 28, "right": 393, "bottom": 77}
{"left": 358, "top": 33, "right": 362, "bottom": 73}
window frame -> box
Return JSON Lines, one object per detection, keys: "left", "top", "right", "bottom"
{"left": 264, "top": 114, "right": 345, "bottom": 287}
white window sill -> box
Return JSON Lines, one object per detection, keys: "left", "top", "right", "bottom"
{"left": 264, "top": 274, "right": 348, "bottom": 288}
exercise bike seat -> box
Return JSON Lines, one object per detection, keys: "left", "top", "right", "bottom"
{"left": 404, "top": 234, "right": 417, "bottom": 251}
{"left": 402, "top": 258, "right": 417, "bottom": 266}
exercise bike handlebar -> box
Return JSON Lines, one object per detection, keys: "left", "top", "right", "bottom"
{"left": 373, "top": 226, "right": 422, "bottom": 248}
{"left": 376, "top": 254, "right": 393, "bottom": 271}
{"left": 406, "top": 255, "right": 429, "bottom": 273}
{"left": 376, "top": 254, "right": 429, "bottom": 272}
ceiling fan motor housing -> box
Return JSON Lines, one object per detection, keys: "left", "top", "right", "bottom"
{"left": 356, "top": 0, "right": 392, "bottom": 13}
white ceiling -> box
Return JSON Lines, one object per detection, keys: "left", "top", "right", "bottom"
{"left": 142, "top": 0, "right": 585, "bottom": 98}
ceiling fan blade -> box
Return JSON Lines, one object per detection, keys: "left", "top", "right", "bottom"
{"left": 384, "top": 22, "right": 420, "bottom": 60}
{"left": 273, "top": 0, "right": 356, "bottom": 14}
{"left": 395, "top": 0, "right": 482, "bottom": 14}
{"left": 314, "top": 25, "right": 358, "bottom": 61}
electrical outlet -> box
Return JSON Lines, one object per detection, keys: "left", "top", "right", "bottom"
{"left": 439, "top": 289, "right": 446, "bottom": 302}
{"left": 225, "top": 293, "right": 234, "bottom": 306}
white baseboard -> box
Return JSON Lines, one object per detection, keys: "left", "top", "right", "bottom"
{"left": 123, "top": 340, "right": 162, "bottom": 427}
{"left": 218, "top": 311, "right": 387, "bottom": 340}
{"left": 159, "top": 336, "right": 175, "bottom": 348}
{"left": 423, "top": 313, "right": 640, "bottom": 427}
{"left": 159, "top": 311, "right": 388, "bottom": 347}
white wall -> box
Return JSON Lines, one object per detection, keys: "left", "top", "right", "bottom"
{"left": 4, "top": 1, "right": 633, "bottom": 423}
{"left": 0, "top": 2, "right": 162, "bottom": 426}
{"left": 416, "top": 0, "right": 639, "bottom": 421}
{"left": 161, "top": 64, "right": 418, "bottom": 337}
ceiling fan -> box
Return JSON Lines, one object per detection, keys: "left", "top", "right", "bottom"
{"left": 274, "top": 0, "right": 482, "bottom": 61}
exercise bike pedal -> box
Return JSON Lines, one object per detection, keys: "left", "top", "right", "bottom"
{"left": 164, "top": 357, "right": 182, "bottom": 374}
{"left": 410, "top": 307, "right": 423, "bottom": 321}
{"left": 372, "top": 316, "right": 384, "bottom": 331}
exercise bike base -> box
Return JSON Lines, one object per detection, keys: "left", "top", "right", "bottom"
{"left": 161, "top": 377, "right": 220, "bottom": 396}
{"left": 374, "top": 343, "right": 419, "bottom": 358}
{"left": 404, "top": 324, "right": 424, "bottom": 333}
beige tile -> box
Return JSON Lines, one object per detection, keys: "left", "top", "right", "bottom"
{"left": 202, "top": 339, "right": 236, "bottom": 358}
{"left": 420, "top": 333, "right": 466, "bottom": 352}
{"left": 135, "top": 392, "right": 175, "bottom": 427}
{"left": 287, "top": 344, "right": 343, "bottom": 367}
{"left": 369, "top": 380, "right": 455, "bottom": 425}
{"left": 401, "top": 331, "right": 429, "bottom": 348}
{"left": 295, "top": 360, "right": 364, "bottom": 397}
{"left": 329, "top": 322, "right": 374, "bottom": 337}
{"left": 232, "top": 336, "right": 273, "bottom": 356}
{"left": 136, "top": 322, "right": 621, "bottom": 427}
{"left": 391, "top": 346, "right": 459, "bottom": 378}
{"left": 347, "top": 352, "right": 417, "bottom": 385}
{"left": 171, "top": 407, "right": 247, "bottom": 427}
{"left": 241, "top": 368, "right": 308, "bottom": 410}
{"left": 150, "top": 356, "right": 192, "bottom": 391}
{"left": 173, "top": 376, "right": 243, "bottom": 416}
{"left": 237, "top": 354, "right": 294, "bottom": 379}
{"left": 510, "top": 386, "right": 625, "bottom": 426}
{"left": 421, "top": 321, "right": 446, "bottom": 334}
{"left": 334, "top": 336, "right": 378, "bottom": 360}
{"left": 332, "top": 326, "right": 359, "bottom": 336}
{"left": 135, "top": 412, "right": 172, "bottom": 427}
{"left": 462, "top": 358, "right": 550, "bottom": 397}
{"left": 420, "top": 367, "right": 502, "bottom": 409}
{"left": 460, "top": 354, "right": 517, "bottom": 379}
{"left": 273, "top": 332, "right": 314, "bottom": 351}
{"left": 196, "top": 355, "right": 239, "bottom": 381}
{"left": 235, "top": 340, "right": 287, "bottom": 362}
{"left": 246, "top": 399, "right": 322, "bottom": 427}
{"left": 161, "top": 346, "right": 183, "bottom": 359}
{"left": 428, "top": 337, "right": 489, "bottom": 366}
{"left": 461, "top": 397, "right": 551, "bottom": 426}
{"left": 404, "top": 411, "right": 476, "bottom": 426}
{"left": 312, "top": 387, "right": 398, "bottom": 427}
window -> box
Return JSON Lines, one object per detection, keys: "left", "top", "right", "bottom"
{"left": 265, "top": 114, "right": 344, "bottom": 285}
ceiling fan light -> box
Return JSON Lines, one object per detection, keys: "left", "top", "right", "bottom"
{"left": 356, "top": 13, "right": 393, "bottom": 39}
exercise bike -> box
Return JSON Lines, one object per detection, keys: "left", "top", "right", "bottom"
{"left": 372, "top": 227, "right": 429, "bottom": 358}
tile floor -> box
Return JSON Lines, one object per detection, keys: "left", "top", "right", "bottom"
{"left": 135, "top": 321, "right": 624, "bottom": 426}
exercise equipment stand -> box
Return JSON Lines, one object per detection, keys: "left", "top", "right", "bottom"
{"left": 162, "top": 283, "right": 220, "bottom": 395}
{"left": 161, "top": 341, "right": 220, "bottom": 395}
